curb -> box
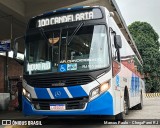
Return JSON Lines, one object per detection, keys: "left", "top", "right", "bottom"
{"left": 145, "top": 93, "right": 160, "bottom": 98}
{"left": 4, "top": 126, "right": 29, "bottom": 128}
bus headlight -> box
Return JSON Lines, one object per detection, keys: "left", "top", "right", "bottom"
{"left": 90, "top": 87, "right": 99, "bottom": 98}
{"left": 100, "top": 82, "right": 110, "bottom": 93}
{"left": 23, "top": 88, "right": 31, "bottom": 102}
{"left": 90, "top": 80, "right": 111, "bottom": 101}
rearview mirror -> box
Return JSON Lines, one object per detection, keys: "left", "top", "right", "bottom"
{"left": 13, "top": 36, "right": 24, "bottom": 58}
{"left": 114, "top": 35, "right": 122, "bottom": 49}
{"left": 13, "top": 42, "right": 18, "bottom": 58}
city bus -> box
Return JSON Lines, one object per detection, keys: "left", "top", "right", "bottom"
{"left": 14, "top": 6, "right": 145, "bottom": 120}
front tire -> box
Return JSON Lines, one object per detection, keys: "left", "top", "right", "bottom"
{"left": 124, "top": 97, "right": 129, "bottom": 115}
{"left": 115, "top": 112, "right": 124, "bottom": 122}
{"left": 115, "top": 96, "right": 129, "bottom": 121}
{"left": 137, "top": 93, "right": 143, "bottom": 110}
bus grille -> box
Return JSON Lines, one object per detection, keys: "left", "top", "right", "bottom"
{"left": 27, "top": 75, "right": 93, "bottom": 87}
{"left": 32, "top": 97, "right": 88, "bottom": 110}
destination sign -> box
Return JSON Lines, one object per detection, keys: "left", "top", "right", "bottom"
{"left": 36, "top": 8, "right": 102, "bottom": 28}
{"left": 37, "top": 11, "right": 93, "bottom": 27}
{"left": 27, "top": 61, "right": 51, "bottom": 74}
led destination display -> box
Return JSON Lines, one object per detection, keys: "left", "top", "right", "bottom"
{"left": 35, "top": 8, "right": 103, "bottom": 27}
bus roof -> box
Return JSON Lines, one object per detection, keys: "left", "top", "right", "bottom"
{"left": 33, "top": 6, "right": 99, "bottom": 18}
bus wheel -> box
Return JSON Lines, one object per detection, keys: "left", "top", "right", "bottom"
{"left": 137, "top": 92, "right": 143, "bottom": 110}
{"left": 124, "top": 97, "right": 129, "bottom": 115}
{"left": 115, "top": 97, "right": 128, "bottom": 121}
{"left": 115, "top": 112, "right": 124, "bottom": 122}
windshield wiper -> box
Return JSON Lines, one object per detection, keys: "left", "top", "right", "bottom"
{"left": 38, "top": 27, "right": 50, "bottom": 44}
{"left": 37, "top": 27, "right": 56, "bottom": 61}
{"left": 67, "top": 22, "right": 84, "bottom": 45}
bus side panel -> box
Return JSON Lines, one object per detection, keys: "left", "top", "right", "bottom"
{"left": 120, "top": 64, "right": 141, "bottom": 108}
{"left": 108, "top": 16, "right": 143, "bottom": 113}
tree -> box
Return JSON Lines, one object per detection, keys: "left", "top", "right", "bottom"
{"left": 128, "top": 21, "right": 160, "bottom": 92}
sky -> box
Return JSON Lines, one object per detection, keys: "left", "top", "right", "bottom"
{"left": 115, "top": 0, "right": 160, "bottom": 37}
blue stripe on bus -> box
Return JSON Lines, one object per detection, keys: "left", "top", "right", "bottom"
{"left": 67, "top": 86, "right": 88, "bottom": 98}
{"left": 34, "top": 88, "right": 50, "bottom": 99}
{"left": 50, "top": 88, "right": 69, "bottom": 99}
{"left": 34, "top": 85, "right": 88, "bottom": 99}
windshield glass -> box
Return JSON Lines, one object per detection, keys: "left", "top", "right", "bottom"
{"left": 25, "top": 25, "right": 109, "bottom": 75}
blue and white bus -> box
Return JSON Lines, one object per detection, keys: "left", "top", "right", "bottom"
{"left": 14, "top": 6, "right": 145, "bottom": 120}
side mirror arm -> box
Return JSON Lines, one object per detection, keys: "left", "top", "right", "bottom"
{"left": 13, "top": 36, "right": 24, "bottom": 58}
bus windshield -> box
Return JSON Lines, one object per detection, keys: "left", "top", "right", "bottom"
{"left": 25, "top": 25, "right": 109, "bottom": 74}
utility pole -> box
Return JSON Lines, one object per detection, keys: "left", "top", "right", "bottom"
{"left": 0, "top": 15, "right": 13, "bottom": 92}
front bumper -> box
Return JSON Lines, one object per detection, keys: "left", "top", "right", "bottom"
{"left": 22, "top": 91, "right": 114, "bottom": 116}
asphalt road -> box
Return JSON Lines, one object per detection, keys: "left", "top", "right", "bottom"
{"left": 30, "top": 97, "right": 160, "bottom": 128}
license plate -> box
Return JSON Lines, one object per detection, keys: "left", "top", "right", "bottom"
{"left": 50, "top": 104, "right": 66, "bottom": 111}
